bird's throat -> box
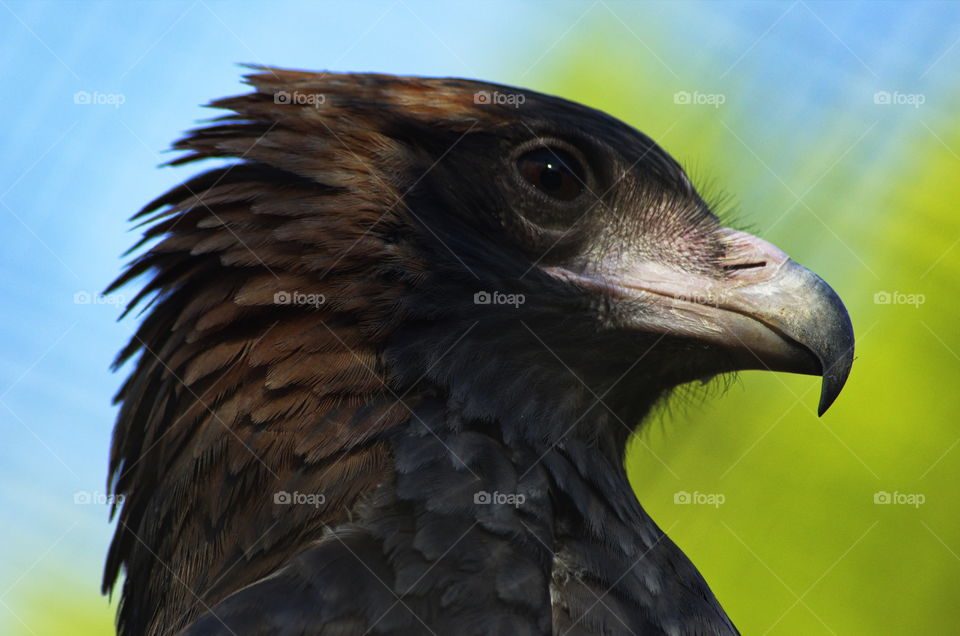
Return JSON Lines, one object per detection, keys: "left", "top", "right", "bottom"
{"left": 367, "top": 394, "right": 738, "bottom": 634}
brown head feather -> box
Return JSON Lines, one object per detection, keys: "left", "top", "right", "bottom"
{"left": 102, "top": 68, "right": 453, "bottom": 634}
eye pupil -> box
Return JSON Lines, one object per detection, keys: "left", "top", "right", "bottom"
{"left": 540, "top": 164, "right": 563, "bottom": 191}
{"left": 516, "top": 147, "right": 585, "bottom": 202}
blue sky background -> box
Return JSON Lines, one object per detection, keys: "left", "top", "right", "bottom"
{"left": 2, "top": 1, "right": 958, "bottom": 633}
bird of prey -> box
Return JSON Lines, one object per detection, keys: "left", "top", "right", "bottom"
{"left": 102, "top": 68, "right": 854, "bottom": 635}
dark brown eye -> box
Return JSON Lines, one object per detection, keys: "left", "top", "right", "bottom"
{"left": 516, "top": 147, "right": 586, "bottom": 201}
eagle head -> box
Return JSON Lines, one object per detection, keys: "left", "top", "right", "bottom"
{"left": 104, "top": 68, "right": 853, "bottom": 635}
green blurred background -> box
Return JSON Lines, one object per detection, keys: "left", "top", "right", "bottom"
{"left": 2, "top": 1, "right": 957, "bottom": 634}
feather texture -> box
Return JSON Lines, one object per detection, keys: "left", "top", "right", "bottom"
{"left": 105, "top": 68, "right": 740, "bottom": 635}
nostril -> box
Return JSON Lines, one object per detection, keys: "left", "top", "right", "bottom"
{"left": 725, "top": 261, "right": 767, "bottom": 271}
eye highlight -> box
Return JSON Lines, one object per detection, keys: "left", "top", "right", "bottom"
{"left": 516, "top": 147, "right": 586, "bottom": 201}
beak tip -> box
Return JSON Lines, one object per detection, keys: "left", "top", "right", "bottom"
{"left": 817, "top": 391, "right": 834, "bottom": 417}
{"left": 817, "top": 369, "right": 851, "bottom": 416}
{"left": 817, "top": 385, "right": 842, "bottom": 417}
{"left": 815, "top": 335, "right": 855, "bottom": 417}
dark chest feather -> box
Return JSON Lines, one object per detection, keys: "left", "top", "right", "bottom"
{"left": 181, "top": 397, "right": 737, "bottom": 636}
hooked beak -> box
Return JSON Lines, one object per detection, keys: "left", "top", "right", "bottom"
{"left": 547, "top": 230, "right": 855, "bottom": 415}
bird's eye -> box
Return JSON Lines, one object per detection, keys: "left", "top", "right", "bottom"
{"left": 516, "top": 147, "right": 586, "bottom": 202}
